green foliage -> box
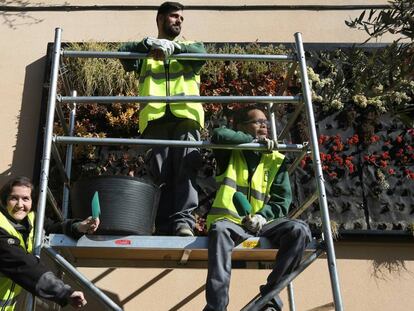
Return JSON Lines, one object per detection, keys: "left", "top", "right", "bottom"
{"left": 64, "top": 42, "right": 138, "bottom": 96}
{"left": 201, "top": 43, "right": 291, "bottom": 124}
{"left": 56, "top": 40, "right": 413, "bottom": 178}
{"left": 344, "top": 0, "right": 414, "bottom": 126}
{"left": 346, "top": 0, "right": 414, "bottom": 40}
{"left": 308, "top": 45, "right": 414, "bottom": 123}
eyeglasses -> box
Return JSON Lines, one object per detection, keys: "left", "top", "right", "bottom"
{"left": 243, "top": 119, "right": 270, "bottom": 127}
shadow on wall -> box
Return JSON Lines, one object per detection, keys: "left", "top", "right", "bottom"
{"left": 0, "top": 0, "right": 44, "bottom": 29}
{"left": 370, "top": 258, "right": 411, "bottom": 282}
{"left": 0, "top": 55, "right": 47, "bottom": 187}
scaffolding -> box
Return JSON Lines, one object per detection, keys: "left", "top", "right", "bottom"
{"left": 31, "top": 27, "right": 344, "bottom": 310}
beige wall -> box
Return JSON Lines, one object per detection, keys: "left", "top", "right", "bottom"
{"left": 2, "top": 2, "right": 412, "bottom": 311}
{"left": 60, "top": 241, "right": 413, "bottom": 311}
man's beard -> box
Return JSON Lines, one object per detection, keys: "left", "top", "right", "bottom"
{"left": 164, "top": 21, "right": 181, "bottom": 38}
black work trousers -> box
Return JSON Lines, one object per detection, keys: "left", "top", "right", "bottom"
{"left": 143, "top": 114, "right": 202, "bottom": 234}
{"left": 204, "top": 219, "right": 312, "bottom": 311}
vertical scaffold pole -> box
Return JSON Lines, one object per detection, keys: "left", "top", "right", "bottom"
{"left": 287, "top": 283, "right": 296, "bottom": 311}
{"left": 62, "top": 91, "right": 77, "bottom": 219}
{"left": 33, "top": 27, "right": 62, "bottom": 257}
{"left": 29, "top": 27, "right": 62, "bottom": 311}
{"left": 294, "top": 32, "right": 344, "bottom": 311}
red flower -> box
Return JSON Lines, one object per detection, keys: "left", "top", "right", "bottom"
{"left": 318, "top": 135, "right": 329, "bottom": 145}
{"left": 347, "top": 134, "right": 359, "bottom": 145}
{"left": 328, "top": 171, "right": 338, "bottom": 178}
{"left": 370, "top": 135, "right": 380, "bottom": 144}
{"left": 345, "top": 159, "right": 355, "bottom": 173}
{"left": 396, "top": 149, "right": 404, "bottom": 158}
{"left": 388, "top": 168, "right": 396, "bottom": 175}
{"left": 333, "top": 154, "right": 343, "bottom": 166}
{"left": 300, "top": 159, "right": 307, "bottom": 168}
{"left": 364, "top": 154, "right": 378, "bottom": 164}
{"left": 381, "top": 152, "right": 390, "bottom": 160}
{"left": 379, "top": 160, "right": 388, "bottom": 168}
{"left": 405, "top": 169, "right": 414, "bottom": 180}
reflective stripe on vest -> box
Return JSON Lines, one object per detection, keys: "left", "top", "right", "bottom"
{"left": 138, "top": 42, "right": 204, "bottom": 133}
{"left": 0, "top": 211, "right": 35, "bottom": 310}
{"left": 0, "top": 295, "right": 18, "bottom": 308}
{"left": 0, "top": 281, "right": 18, "bottom": 311}
{"left": 207, "top": 150, "right": 285, "bottom": 229}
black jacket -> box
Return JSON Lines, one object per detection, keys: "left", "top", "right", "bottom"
{"left": 0, "top": 211, "right": 81, "bottom": 306}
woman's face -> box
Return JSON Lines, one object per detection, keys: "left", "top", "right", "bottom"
{"left": 6, "top": 185, "right": 32, "bottom": 222}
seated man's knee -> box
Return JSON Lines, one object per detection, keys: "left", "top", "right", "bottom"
{"left": 209, "top": 220, "right": 231, "bottom": 236}
{"left": 290, "top": 220, "right": 312, "bottom": 242}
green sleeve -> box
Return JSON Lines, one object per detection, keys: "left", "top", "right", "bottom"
{"left": 175, "top": 41, "right": 206, "bottom": 73}
{"left": 211, "top": 126, "right": 254, "bottom": 144}
{"left": 257, "top": 160, "right": 292, "bottom": 220}
{"left": 118, "top": 40, "right": 150, "bottom": 73}
{"left": 211, "top": 126, "right": 254, "bottom": 174}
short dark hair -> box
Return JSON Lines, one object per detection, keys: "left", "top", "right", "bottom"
{"left": 0, "top": 176, "right": 35, "bottom": 208}
{"left": 157, "top": 2, "right": 184, "bottom": 18}
{"left": 232, "top": 105, "right": 266, "bottom": 130}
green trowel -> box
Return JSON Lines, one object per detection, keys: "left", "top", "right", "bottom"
{"left": 91, "top": 191, "right": 101, "bottom": 219}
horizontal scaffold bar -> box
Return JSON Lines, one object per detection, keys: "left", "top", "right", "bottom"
{"left": 54, "top": 136, "right": 305, "bottom": 152}
{"left": 58, "top": 95, "right": 301, "bottom": 104}
{"left": 62, "top": 50, "right": 297, "bottom": 62}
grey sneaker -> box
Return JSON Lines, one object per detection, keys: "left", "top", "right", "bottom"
{"left": 175, "top": 226, "right": 194, "bottom": 237}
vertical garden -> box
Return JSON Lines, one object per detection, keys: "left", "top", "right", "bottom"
{"left": 52, "top": 0, "right": 413, "bottom": 234}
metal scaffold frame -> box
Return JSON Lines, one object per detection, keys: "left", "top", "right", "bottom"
{"left": 31, "top": 27, "right": 344, "bottom": 311}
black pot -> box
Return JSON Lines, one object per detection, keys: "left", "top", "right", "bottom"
{"left": 71, "top": 175, "right": 160, "bottom": 235}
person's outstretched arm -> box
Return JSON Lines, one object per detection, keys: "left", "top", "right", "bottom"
{"left": 0, "top": 228, "right": 86, "bottom": 307}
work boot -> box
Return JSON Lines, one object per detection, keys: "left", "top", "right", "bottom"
{"left": 259, "top": 285, "right": 283, "bottom": 311}
{"left": 259, "top": 303, "right": 281, "bottom": 311}
{"left": 175, "top": 225, "right": 194, "bottom": 237}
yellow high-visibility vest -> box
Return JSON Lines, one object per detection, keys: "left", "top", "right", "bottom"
{"left": 138, "top": 44, "right": 204, "bottom": 133}
{"left": 0, "top": 211, "right": 35, "bottom": 311}
{"left": 207, "top": 150, "right": 285, "bottom": 229}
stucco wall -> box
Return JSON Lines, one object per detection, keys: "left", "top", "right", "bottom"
{"left": 61, "top": 241, "right": 413, "bottom": 310}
